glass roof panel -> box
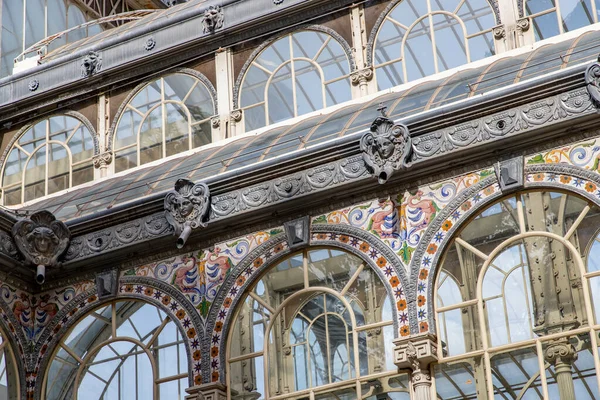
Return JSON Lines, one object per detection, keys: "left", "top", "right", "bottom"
{"left": 18, "top": 28, "right": 600, "bottom": 220}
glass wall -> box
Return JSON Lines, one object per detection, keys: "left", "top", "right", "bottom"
{"left": 1, "top": 0, "right": 102, "bottom": 78}
{"left": 113, "top": 73, "right": 216, "bottom": 173}
{"left": 526, "top": 0, "right": 600, "bottom": 41}
{"left": 434, "top": 190, "right": 600, "bottom": 399}
{"left": 227, "top": 248, "right": 409, "bottom": 400}
{"left": 373, "top": 0, "right": 496, "bottom": 91}
{"left": 238, "top": 30, "right": 352, "bottom": 132}
{"left": 1, "top": 114, "right": 96, "bottom": 205}
{"left": 45, "top": 300, "right": 189, "bottom": 400}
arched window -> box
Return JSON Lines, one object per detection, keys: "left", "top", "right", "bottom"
{"left": 525, "top": 0, "right": 600, "bottom": 41}
{"left": 238, "top": 29, "right": 353, "bottom": 132}
{"left": 0, "top": 329, "right": 20, "bottom": 399}
{"left": 434, "top": 190, "right": 600, "bottom": 399}
{"left": 0, "top": 114, "right": 96, "bottom": 206}
{"left": 227, "top": 248, "right": 408, "bottom": 400}
{"left": 113, "top": 72, "right": 216, "bottom": 173}
{"left": 373, "top": 0, "right": 496, "bottom": 91}
{"left": 44, "top": 300, "right": 189, "bottom": 400}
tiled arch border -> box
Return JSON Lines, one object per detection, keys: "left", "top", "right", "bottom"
{"left": 204, "top": 224, "right": 410, "bottom": 384}
{"left": 0, "top": 291, "right": 27, "bottom": 400}
{"left": 410, "top": 163, "right": 600, "bottom": 336}
{"left": 33, "top": 276, "right": 204, "bottom": 399}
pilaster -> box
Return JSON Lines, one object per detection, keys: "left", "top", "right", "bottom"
{"left": 394, "top": 334, "right": 438, "bottom": 400}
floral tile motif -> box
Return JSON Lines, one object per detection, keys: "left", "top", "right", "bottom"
{"left": 312, "top": 169, "right": 494, "bottom": 270}
{"left": 209, "top": 231, "right": 409, "bottom": 382}
{"left": 123, "top": 228, "right": 283, "bottom": 320}
{"left": 416, "top": 182, "right": 500, "bottom": 330}
{"left": 209, "top": 240, "right": 290, "bottom": 382}
{"left": 120, "top": 283, "right": 202, "bottom": 385}
{"left": 527, "top": 138, "right": 600, "bottom": 169}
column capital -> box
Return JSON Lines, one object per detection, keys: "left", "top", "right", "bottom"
{"left": 185, "top": 382, "right": 227, "bottom": 400}
{"left": 394, "top": 333, "right": 438, "bottom": 371}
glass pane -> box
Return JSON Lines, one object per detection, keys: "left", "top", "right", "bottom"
{"left": 434, "top": 360, "right": 479, "bottom": 399}
{"left": 294, "top": 60, "right": 324, "bottom": 116}
{"left": 491, "top": 346, "right": 542, "bottom": 398}
{"left": 230, "top": 357, "right": 265, "bottom": 400}
{"left": 268, "top": 63, "right": 294, "bottom": 124}
{"left": 438, "top": 305, "right": 480, "bottom": 356}
{"left": 48, "top": 144, "right": 69, "bottom": 195}
{"left": 404, "top": 19, "right": 435, "bottom": 81}
{"left": 165, "top": 103, "right": 189, "bottom": 157}
{"left": 140, "top": 107, "right": 164, "bottom": 165}
{"left": 432, "top": 14, "right": 468, "bottom": 72}
{"left": 24, "top": 147, "right": 46, "bottom": 202}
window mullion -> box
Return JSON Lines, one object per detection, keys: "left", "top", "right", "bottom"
{"left": 290, "top": 36, "right": 298, "bottom": 117}
{"left": 161, "top": 78, "right": 167, "bottom": 159}
{"left": 44, "top": 120, "right": 49, "bottom": 196}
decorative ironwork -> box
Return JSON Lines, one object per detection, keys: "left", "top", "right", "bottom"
{"left": 164, "top": 179, "right": 210, "bottom": 248}
{"left": 360, "top": 104, "right": 412, "bottom": 184}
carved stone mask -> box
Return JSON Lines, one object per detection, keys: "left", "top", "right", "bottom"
{"left": 164, "top": 179, "right": 210, "bottom": 235}
{"left": 12, "top": 210, "right": 70, "bottom": 269}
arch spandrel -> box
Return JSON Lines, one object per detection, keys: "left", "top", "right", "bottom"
{"left": 204, "top": 225, "right": 410, "bottom": 385}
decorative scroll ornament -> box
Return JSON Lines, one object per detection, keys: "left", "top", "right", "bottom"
{"left": 202, "top": 5, "right": 224, "bottom": 34}
{"left": 81, "top": 50, "right": 102, "bottom": 77}
{"left": 586, "top": 57, "right": 600, "bottom": 108}
{"left": 144, "top": 37, "right": 156, "bottom": 51}
{"left": 350, "top": 68, "right": 373, "bottom": 86}
{"left": 92, "top": 151, "right": 112, "bottom": 168}
{"left": 164, "top": 179, "right": 210, "bottom": 249}
{"left": 28, "top": 79, "right": 39, "bottom": 92}
{"left": 360, "top": 104, "right": 412, "bottom": 184}
{"left": 12, "top": 211, "right": 70, "bottom": 284}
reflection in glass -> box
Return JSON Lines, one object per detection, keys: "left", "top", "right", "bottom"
{"left": 374, "top": 0, "right": 496, "bottom": 90}
{"left": 435, "top": 190, "right": 600, "bottom": 399}
{"left": 114, "top": 73, "right": 216, "bottom": 173}
{"left": 526, "top": 0, "right": 600, "bottom": 41}
{"left": 1, "top": 115, "right": 95, "bottom": 205}
{"left": 228, "top": 248, "right": 401, "bottom": 399}
{"left": 240, "top": 30, "right": 351, "bottom": 132}
{"left": 45, "top": 300, "right": 188, "bottom": 400}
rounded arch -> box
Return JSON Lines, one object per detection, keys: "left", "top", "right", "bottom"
{"left": 0, "top": 287, "right": 26, "bottom": 400}
{"left": 232, "top": 25, "right": 356, "bottom": 132}
{"left": 366, "top": 0, "right": 499, "bottom": 90}
{"left": 34, "top": 276, "right": 204, "bottom": 399}
{"left": 0, "top": 111, "right": 99, "bottom": 206}
{"left": 108, "top": 68, "right": 217, "bottom": 173}
{"left": 204, "top": 224, "right": 409, "bottom": 384}
{"left": 412, "top": 163, "right": 600, "bottom": 335}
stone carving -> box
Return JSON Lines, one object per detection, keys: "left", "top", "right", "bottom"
{"left": 28, "top": 79, "right": 39, "bottom": 92}
{"left": 202, "top": 5, "right": 224, "bottom": 34}
{"left": 144, "top": 37, "right": 156, "bottom": 51}
{"left": 164, "top": 179, "right": 210, "bottom": 248}
{"left": 495, "top": 156, "right": 524, "bottom": 192}
{"left": 493, "top": 25, "right": 506, "bottom": 39}
{"left": 516, "top": 17, "right": 530, "bottom": 32}
{"left": 92, "top": 152, "right": 112, "bottom": 168}
{"left": 284, "top": 217, "right": 310, "bottom": 249}
{"left": 12, "top": 211, "right": 70, "bottom": 284}
{"left": 230, "top": 109, "right": 243, "bottom": 123}
{"left": 0, "top": 232, "right": 18, "bottom": 259}
{"left": 394, "top": 334, "right": 437, "bottom": 400}
{"left": 350, "top": 68, "right": 373, "bottom": 86}
{"left": 211, "top": 116, "right": 221, "bottom": 128}
{"left": 81, "top": 51, "right": 102, "bottom": 77}
{"left": 96, "top": 269, "right": 118, "bottom": 299}
{"left": 411, "top": 88, "right": 594, "bottom": 161}
{"left": 585, "top": 58, "right": 600, "bottom": 108}
{"left": 360, "top": 105, "right": 411, "bottom": 184}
